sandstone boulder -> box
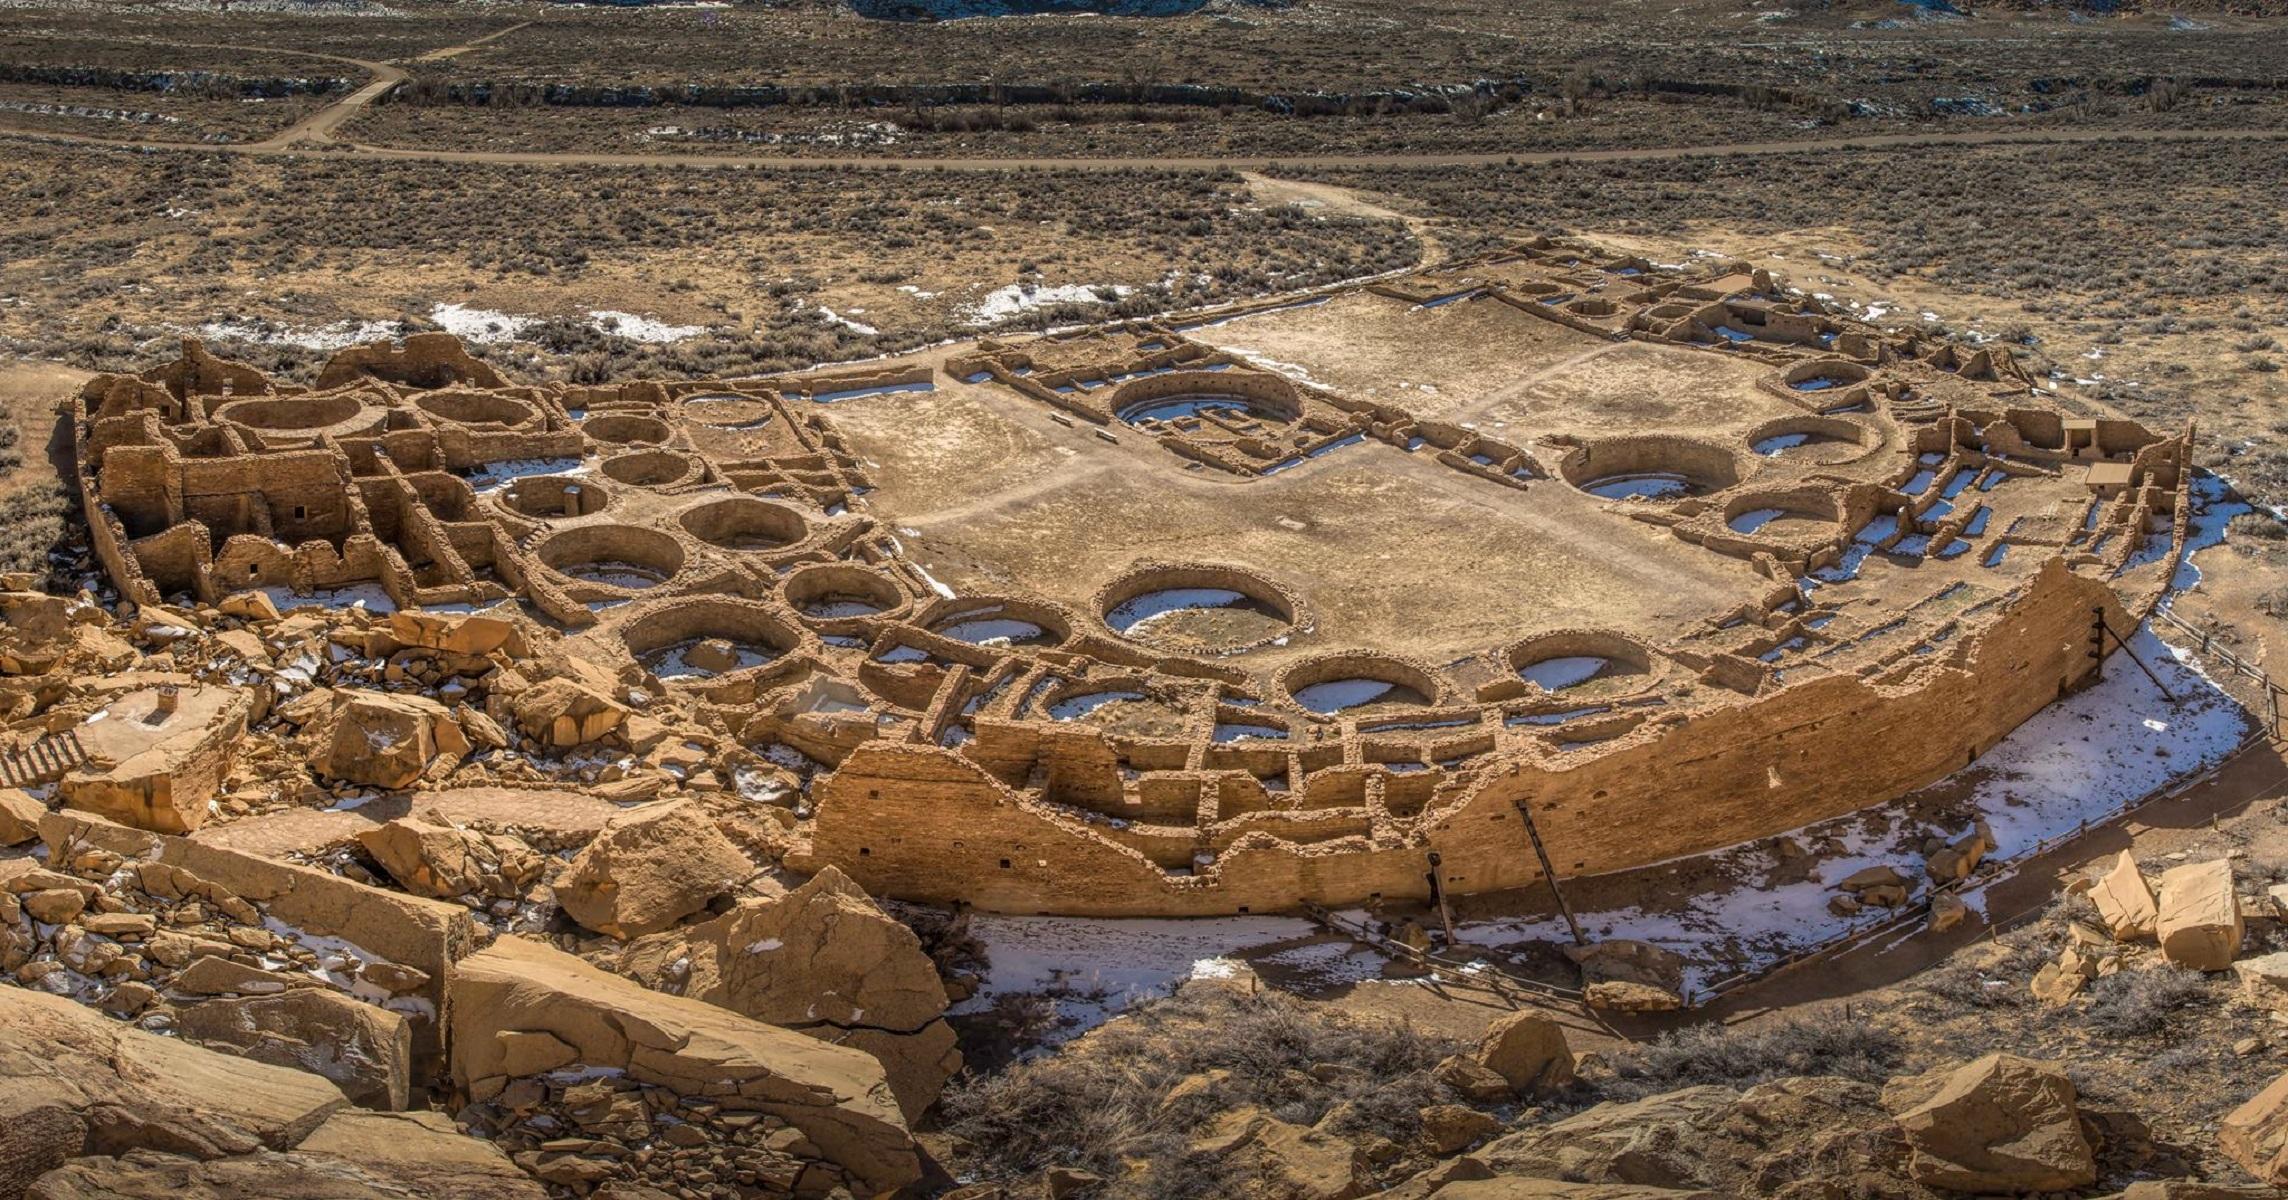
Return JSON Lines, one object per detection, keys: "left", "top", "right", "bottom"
{"left": 1418, "top": 1104, "right": 1502, "bottom": 1154}
{"left": 449, "top": 936, "right": 919, "bottom": 1193}
{"left": 171, "top": 989, "right": 412, "bottom": 1112}
{"left": 57, "top": 683, "right": 250, "bottom": 835}
{"left": 2220, "top": 1069, "right": 2288, "bottom": 1185}
{"left": 307, "top": 690, "right": 470, "bottom": 790}
{"left": 356, "top": 816, "right": 543, "bottom": 901}
{"left": 1928, "top": 891, "right": 1971, "bottom": 934}
{"left": 554, "top": 800, "right": 751, "bottom": 939}
{"left": 0, "top": 985, "right": 347, "bottom": 1194}
{"left": 2236, "top": 951, "right": 2288, "bottom": 1013}
{"left": 1191, "top": 1109, "right": 1368, "bottom": 1200}
{"left": 388, "top": 609, "right": 527, "bottom": 659}
{"left": 2089, "top": 851, "right": 2159, "bottom": 941}
{"left": 1883, "top": 1053, "right": 2095, "bottom": 1193}
{"left": 28, "top": 1110, "right": 545, "bottom": 1200}
{"left": 612, "top": 866, "right": 957, "bottom": 1120}
{"left": 1924, "top": 821, "right": 1995, "bottom": 884}
{"left": 0, "top": 787, "right": 42, "bottom": 846}
{"left": 1471, "top": 1010, "right": 1576, "bottom": 1096}
{"left": 1476, "top": 1085, "right": 1737, "bottom": 1188}
{"left": 1567, "top": 940, "right": 1686, "bottom": 1011}
{"left": 509, "top": 677, "right": 627, "bottom": 749}
{"left": 2155, "top": 859, "right": 2241, "bottom": 971}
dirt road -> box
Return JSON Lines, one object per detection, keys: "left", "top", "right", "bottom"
{"left": 6, "top": 48, "right": 2285, "bottom": 173}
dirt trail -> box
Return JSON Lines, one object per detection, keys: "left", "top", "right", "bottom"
{"left": 1242, "top": 173, "right": 1445, "bottom": 265}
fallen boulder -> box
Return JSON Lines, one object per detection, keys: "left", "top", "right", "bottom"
{"left": 508, "top": 677, "right": 627, "bottom": 749}
{"left": 56, "top": 683, "right": 251, "bottom": 834}
{"left": 449, "top": 935, "right": 919, "bottom": 1194}
{"left": 170, "top": 989, "right": 412, "bottom": 1112}
{"left": 2155, "top": 859, "right": 2241, "bottom": 971}
{"left": 306, "top": 690, "right": 471, "bottom": 790}
{"left": 0, "top": 985, "right": 348, "bottom": 1192}
{"left": 2089, "top": 851, "right": 2159, "bottom": 941}
{"left": 356, "top": 816, "right": 543, "bottom": 902}
{"left": 1189, "top": 1109, "right": 1368, "bottom": 1200}
{"left": 612, "top": 866, "right": 959, "bottom": 1120}
{"left": 1883, "top": 1053, "right": 2096, "bottom": 1193}
{"left": 1470, "top": 1010, "right": 1576, "bottom": 1096}
{"left": 553, "top": 800, "right": 751, "bottom": 939}
{"left": 0, "top": 787, "right": 42, "bottom": 846}
{"left": 27, "top": 1111, "right": 544, "bottom": 1200}
{"left": 2236, "top": 951, "right": 2288, "bottom": 1013}
{"left": 2221, "top": 1069, "right": 2288, "bottom": 1185}
{"left": 1567, "top": 940, "right": 1686, "bottom": 1012}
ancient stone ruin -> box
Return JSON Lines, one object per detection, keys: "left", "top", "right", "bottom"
{"left": 0, "top": 236, "right": 2224, "bottom": 1199}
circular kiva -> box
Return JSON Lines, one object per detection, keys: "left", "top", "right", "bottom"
{"left": 1109, "top": 369, "right": 1302, "bottom": 430}
{"left": 1778, "top": 358, "right": 1873, "bottom": 395}
{"left": 676, "top": 496, "right": 810, "bottom": 553}
{"left": 601, "top": 449, "right": 701, "bottom": 489}
{"left": 783, "top": 563, "right": 911, "bottom": 624}
{"left": 1503, "top": 629, "right": 1662, "bottom": 697}
{"left": 497, "top": 474, "right": 610, "bottom": 520}
{"left": 1559, "top": 435, "right": 1745, "bottom": 501}
{"left": 1720, "top": 491, "right": 1844, "bottom": 541}
{"left": 618, "top": 597, "right": 806, "bottom": 683}
{"left": 535, "top": 524, "right": 686, "bottom": 592}
{"left": 213, "top": 394, "right": 382, "bottom": 442}
{"left": 1095, "top": 562, "right": 1303, "bottom": 655}
{"left": 919, "top": 595, "right": 1074, "bottom": 649}
{"left": 583, "top": 413, "right": 672, "bottom": 446}
{"left": 415, "top": 389, "right": 536, "bottom": 429}
{"left": 681, "top": 392, "right": 777, "bottom": 431}
{"left": 1745, "top": 414, "right": 1880, "bottom": 463}
{"left": 1279, "top": 652, "right": 1448, "bottom": 716}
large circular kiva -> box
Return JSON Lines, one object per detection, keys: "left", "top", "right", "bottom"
{"left": 677, "top": 496, "right": 809, "bottom": 552}
{"left": 1560, "top": 435, "right": 1744, "bottom": 501}
{"left": 682, "top": 392, "right": 776, "bottom": 430}
{"left": 1110, "top": 369, "right": 1300, "bottom": 430}
{"left": 1098, "top": 563, "right": 1301, "bottom": 655}
{"left": 922, "top": 597, "right": 1071, "bottom": 648}
{"left": 535, "top": 524, "right": 686, "bottom": 590}
{"left": 1281, "top": 653, "right": 1444, "bottom": 715}
{"left": 618, "top": 598, "right": 802, "bottom": 682}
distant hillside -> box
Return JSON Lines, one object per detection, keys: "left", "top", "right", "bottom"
{"left": 845, "top": 0, "right": 1288, "bottom": 19}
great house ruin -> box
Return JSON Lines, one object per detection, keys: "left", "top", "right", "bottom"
{"left": 70, "top": 239, "right": 2196, "bottom": 918}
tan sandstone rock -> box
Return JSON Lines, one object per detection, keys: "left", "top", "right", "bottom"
{"left": 307, "top": 690, "right": 471, "bottom": 790}
{"left": 509, "top": 677, "right": 627, "bottom": 749}
{"left": 2155, "top": 859, "right": 2241, "bottom": 971}
{"left": 612, "top": 866, "right": 958, "bottom": 1120}
{"left": 171, "top": 989, "right": 413, "bottom": 1112}
{"left": 2221, "top": 1069, "right": 2288, "bottom": 1185}
{"left": 449, "top": 935, "right": 919, "bottom": 1194}
{"left": 2236, "top": 951, "right": 2288, "bottom": 1013}
{"left": 1191, "top": 1109, "right": 1369, "bottom": 1200}
{"left": 0, "top": 787, "right": 43, "bottom": 845}
{"left": 56, "top": 683, "right": 251, "bottom": 835}
{"left": 2090, "top": 851, "right": 2160, "bottom": 941}
{"left": 1883, "top": 1053, "right": 2096, "bottom": 1193}
{"left": 1431, "top": 1182, "right": 1721, "bottom": 1199}
{"left": 1567, "top": 940, "right": 1686, "bottom": 1012}
{"left": 356, "top": 816, "right": 543, "bottom": 901}
{"left": 554, "top": 800, "right": 751, "bottom": 938}
{"left": 28, "top": 1110, "right": 544, "bottom": 1200}
{"left": 0, "top": 985, "right": 347, "bottom": 1193}
{"left": 1471, "top": 1010, "right": 1576, "bottom": 1096}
